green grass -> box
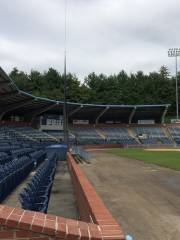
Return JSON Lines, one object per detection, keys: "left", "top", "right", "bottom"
{"left": 105, "top": 148, "right": 180, "bottom": 171}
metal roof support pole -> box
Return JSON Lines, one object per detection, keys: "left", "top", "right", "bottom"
{"left": 95, "top": 106, "right": 109, "bottom": 124}
{"left": 161, "top": 105, "right": 169, "bottom": 124}
{"left": 29, "top": 103, "right": 58, "bottom": 123}
{"left": 0, "top": 99, "right": 33, "bottom": 120}
{"left": 129, "top": 107, "right": 136, "bottom": 124}
{"left": 68, "top": 105, "right": 83, "bottom": 117}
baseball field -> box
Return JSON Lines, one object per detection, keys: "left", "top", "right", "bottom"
{"left": 105, "top": 148, "right": 180, "bottom": 170}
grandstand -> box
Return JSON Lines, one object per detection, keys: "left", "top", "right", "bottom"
{"left": 0, "top": 66, "right": 179, "bottom": 148}
{"left": 0, "top": 66, "right": 180, "bottom": 240}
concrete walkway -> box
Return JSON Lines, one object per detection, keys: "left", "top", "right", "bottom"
{"left": 48, "top": 161, "right": 78, "bottom": 219}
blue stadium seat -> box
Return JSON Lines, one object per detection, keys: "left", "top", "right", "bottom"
{"left": 19, "top": 153, "right": 57, "bottom": 213}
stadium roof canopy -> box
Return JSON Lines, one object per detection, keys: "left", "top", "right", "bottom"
{"left": 0, "top": 67, "right": 170, "bottom": 124}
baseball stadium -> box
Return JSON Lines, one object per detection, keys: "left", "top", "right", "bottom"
{"left": 0, "top": 65, "right": 179, "bottom": 240}
{"left": 1, "top": 0, "right": 180, "bottom": 239}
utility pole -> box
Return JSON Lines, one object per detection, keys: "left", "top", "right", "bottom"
{"left": 63, "top": 0, "right": 69, "bottom": 147}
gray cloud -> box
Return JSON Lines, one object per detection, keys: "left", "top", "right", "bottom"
{"left": 0, "top": 0, "right": 180, "bottom": 80}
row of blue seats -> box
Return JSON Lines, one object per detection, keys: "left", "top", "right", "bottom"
{"left": 106, "top": 138, "right": 137, "bottom": 145}
{"left": 0, "top": 156, "right": 34, "bottom": 202}
{"left": 29, "top": 150, "right": 46, "bottom": 164}
{"left": 140, "top": 137, "right": 173, "bottom": 145}
{"left": 10, "top": 148, "right": 34, "bottom": 157}
{"left": 77, "top": 137, "right": 105, "bottom": 145}
{"left": 0, "top": 150, "right": 46, "bottom": 202}
{"left": 19, "top": 153, "right": 57, "bottom": 213}
{"left": 0, "top": 147, "right": 46, "bottom": 165}
{"left": 0, "top": 152, "right": 11, "bottom": 164}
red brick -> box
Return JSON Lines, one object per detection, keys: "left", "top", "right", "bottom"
{"left": 66, "top": 225, "right": 80, "bottom": 240}
{"left": 12, "top": 208, "right": 24, "bottom": 216}
{"left": 46, "top": 214, "right": 56, "bottom": 221}
{"left": 16, "top": 229, "right": 33, "bottom": 238}
{"left": 56, "top": 222, "right": 66, "bottom": 238}
{"left": 31, "top": 219, "right": 44, "bottom": 232}
{"left": 0, "top": 230, "right": 14, "bottom": 239}
{"left": 23, "top": 210, "right": 35, "bottom": 219}
{"left": 30, "top": 238, "right": 50, "bottom": 240}
{"left": 0, "top": 207, "right": 14, "bottom": 224}
{"left": 34, "top": 212, "right": 46, "bottom": 220}
{"left": 66, "top": 219, "right": 78, "bottom": 226}
{"left": 57, "top": 217, "right": 66, "bottom": 224}
{"left": 6, "top": 213, "right": 21, "bottom": 228}
{"left": 80, "top": 228, "right": 90, "bottom": 240}
{"left": 43, "top": 219, "right": 56, "bottom": 235}
{"left": 78, "top": 221, "right": 88, "bottom": 229}
{"left": 18, "top": 216, "right": 33, "bottom": 230}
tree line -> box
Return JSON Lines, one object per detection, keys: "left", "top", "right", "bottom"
{"left": 9, "top": 66, "right": 179, "bottom": 116}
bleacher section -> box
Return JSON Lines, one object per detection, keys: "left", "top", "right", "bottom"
{"left": 100, "top": 127, "right": 137, "bottom": 145}
{"left": 72, "top": 127, "right": 105, "bottom": 145}
{"left": 0, "top": 128, "right": 41, "bottom": 202}
{"left": 59, "top": 125, "right": 179, "bottom": 146}
{"left": 168, "top": 127, "right": 180, "bottom": 145}
{"left": 44, "top": 130, "right": 76, "bottom": 144}
{"left": 0, "top": 143, "right": 46, "bottom": 203}
{"left": 133, "top": 127, "right": 173, "bottom": 145}
{"left": 12, "top": 126, "right": 58, "bottom": 146}
{"left": 0, "top": 125, "right": 67, "bottom": 214}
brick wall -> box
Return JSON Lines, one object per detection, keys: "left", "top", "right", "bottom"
{"left": 0, "top": 205, "right": 104, "bottom": 240}
{"left": 67, "top": 152, "right": 125, "bottom": 240}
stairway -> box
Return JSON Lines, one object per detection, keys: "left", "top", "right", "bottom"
{"left": 128, "top": 128, "right": 140, "bottom": 144}
{"left": 163, "top": 127, "right": 176, "bottom": 146}
{"left": 95, "top": 129, "right": 106, "bottom": 140}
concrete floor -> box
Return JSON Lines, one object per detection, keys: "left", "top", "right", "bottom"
{"left": 81, "top": 150, "right": 180, "bottom": 240}
{"left": 48, "top": 161, "right": 78, "bottom": 219}
{"left": 3, "top": 161, "right": 78, "bottom": 219}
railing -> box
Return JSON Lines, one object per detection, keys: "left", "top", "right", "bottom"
{"left": 71, "top": 145, "right": 91, "bottom": 162}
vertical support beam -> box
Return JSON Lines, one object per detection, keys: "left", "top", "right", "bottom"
{"left": 161, "top": 105, "right": 169, "bottom": 124}
{"left": 129, "top": 107, "right": 136, "bottom": 124}
{"left": 68, "top": 105, "right": 83, "bottom": 117}
{"left": 95, "top": 106, "right": 109, "bottom": 124}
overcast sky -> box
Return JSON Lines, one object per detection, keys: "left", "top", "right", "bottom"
{"left": 0, "top": 0, "right": 180, "bottom": 80}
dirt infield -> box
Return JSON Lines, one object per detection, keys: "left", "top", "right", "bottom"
{"left": 81, "top": 151, "right": 180, "bottom": 240}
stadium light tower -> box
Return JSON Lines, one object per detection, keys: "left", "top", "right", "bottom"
{"left": 168, "top": 48, "right": 180, "bottom": 120}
